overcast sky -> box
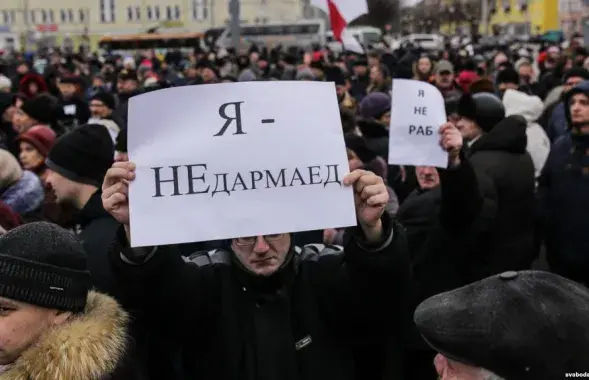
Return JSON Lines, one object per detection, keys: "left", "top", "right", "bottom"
{"left": 401, "top": 0, "right": 420, "bottom": 7}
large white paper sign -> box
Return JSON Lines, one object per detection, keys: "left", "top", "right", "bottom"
{"left": 388, "top": 79, "right": 448, "bottom": 168}
{"left": 128, "top": 81, "right": 356, "bottom": 247}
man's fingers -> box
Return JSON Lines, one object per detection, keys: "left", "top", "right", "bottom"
{"left": 102, "top": 181, "right": 129, "bottom": 201}
{"left": 366, "top": 193, "right": 388, "bottom": 207}
{"left": 104, "top": 193, "right": 128, "bottom": 210}
{"left": 103, "top": 168, "right": 135, "bottom": 190}
{"left": 343, "top": 169, "right": 367, "bottom": 186}
{"left": 360, "top": 184, "right": 383, "bottom": 200}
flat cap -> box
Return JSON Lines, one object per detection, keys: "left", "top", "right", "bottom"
{"left": 414, "top": 270, "right": 589, "bottom": 380}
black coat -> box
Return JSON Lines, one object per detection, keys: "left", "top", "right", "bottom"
{"left": 74, "top": 190, "right": 121, "bottom": 295}
{"left": 468, "top": 115, "right": 537, "bottom": 272}
{"left": 398, "top": 157, "right": 495, "bottom": 348}
{"left": 111, "top": 216, "right": 411, "bottom": 380}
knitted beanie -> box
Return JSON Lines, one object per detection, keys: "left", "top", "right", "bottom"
{"left": 0, "top": 222, "right": 91, "bottom": 312}
{"left": 90, "top": 91, "right": 117, "bottom": 110}
{"left": 20, "top": 94, "right": 58, "bottom": 125}
{"left": 46, "top": 124, "right": 114, "bottom": 187}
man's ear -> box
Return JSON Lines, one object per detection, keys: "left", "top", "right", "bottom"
{"left": 51, "top": 310, "right": 73, "bottom": 326}
{"left": 434, "top": 353, "right": 449, "bottom": 377}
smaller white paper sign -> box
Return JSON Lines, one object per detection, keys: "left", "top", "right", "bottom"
{"left": 388, "top": 79, "right": 448, "bottom": 168}
{"left": 128, "top": 81, "right": 356, "bottom": 248}
{"left": 63, "top": 104, "right": 76, "bottom": 115}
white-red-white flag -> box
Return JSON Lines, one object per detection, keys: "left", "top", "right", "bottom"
{"left": 311, "top": 0, "right": 369, "bottom": 54}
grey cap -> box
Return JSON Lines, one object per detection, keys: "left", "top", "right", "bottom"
{"left": 414, "top": 270, "right": 589, "bottom": 380}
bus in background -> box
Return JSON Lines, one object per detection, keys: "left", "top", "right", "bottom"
{"left": 326, "top": 26, "right": 382, "bottom": 53}
{"left": 98, "top": 32, "right": 206, "bottom": 54}
{"left": 213, "top": 19, "right": 327, "bottom": 50}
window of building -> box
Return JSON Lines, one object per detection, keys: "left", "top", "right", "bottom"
{"left": 166, "top": 6, "right": 172, "bottom": 20}
{"left": 193, "top": 0, "right": 209, "bottom": 21}
{"left": 154, "top": 5, "right": 161, "bottom": 20}
{"left": 1, "top": 10, "right": 9, "bottom": 25}
{"left": 68, "top": 9, "right": 74, "bottom": 22}
{"left": 60, "top": 9, "right": 67, "bottom": 23}
{"left": 79, "top": 9, "right": 86, "bottom": 23}
{"left": 48, "top": 9, "right": 55, "bottom": 23}
{"left": 147, "top": 6, "right": 153, "bottom": 20}
{"left": 40, "top": 9, "right": 47, "bottom": 23}
{"left": 30, "top": 10, "right": 36, "bottom": 24}
{"left": 135, "top": 6, "right": 141, "bottom": 20}
{"left": 174, "top": 5, "right": 181, "bottom": 20}
{"left": 127, "top": 6, "right": 133, "bottom": 21}
{"left": 100, "top": 0, "right": 115, "bottom": 23}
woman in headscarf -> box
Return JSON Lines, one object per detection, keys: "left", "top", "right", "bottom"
{"left": 16, "top": 126, "right": 75, "bottom": 225}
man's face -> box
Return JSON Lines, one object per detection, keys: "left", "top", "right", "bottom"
{"left": 16, "top": 64, "right": 28, "bottom": 75}
{"left": 518, "top": 64, "right": 533, "bottom": 81}
{"left": 379, "top": 111, "right": 391, "bottom": 127}
{"left": 201, "top": 68, "right": 217, "bottom": 83}
{"left": 11, "top": 109, "right": 36, "bottom": 133}
{"left": 456, "top": 117, "right": 482, "bottom": 142}
{"left": 415, "top": 166, "right": 440, "bottom": 190}
{"left": 45, "top": 170, "right": 78, "bottom": 204}
{"left": 353, "top": 65, "right": 368, "bottom": 77}
{"left": 57, "top": 82, "right": 76, "bottom": 98}
{"left": 368, "top": 55, "right": 379, "bottom": 67}
{"left": 117, "top": 79, "right": 138, "bottom": 93}
{"left": 564, "top": 76, "right": 586, "bottom": 94}
{"left": 336, "top": 85, "right": 347, "bottom": 99}
{"left": 569, "top": 93, "right": 589, "bottom": 126}
{"left": 92, "top": 77, "right": 105, "bottom": 88}
{"left": 231, "top": 234, "right": 291, "bottom": 276}
{"left": 2, "top": 105, "right": 15, "bottom": 123}
{"left": 0, "top": 297, "right": 65, "bottom": 365}
{"left": 370, "top": 66, "right": 383, "bottom": 83}
{"left": 435, "top": 71, "right": 454, "bottom": 89}
{"left": 89, "top": 100, "right": 110, "bottom": 118}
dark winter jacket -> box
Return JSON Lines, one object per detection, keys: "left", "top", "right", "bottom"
{"left": 468, "top": 115, "right": 537, "bottom": 272}
{"left": 111, "top": 215, "right": 410, "bottom": 380}
{"left": 538, "top": 80, "right": 589, "bottom": 284}
{"left": 398, "top": 155, "right": 496, "bottom": 351}
{"left": 546, "top": 101, "right": 568, "bottom": 142}
{"left": 74, "top": 190, "right": 120, "bottom": 295}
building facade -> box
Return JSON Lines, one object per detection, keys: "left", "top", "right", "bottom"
{"left": 0, "top": 0, "right": 304, "bottom": 50}
{"left": 487, "top": 0, "right": 559, "bottom": 35}
{"left": 559, "top": 0, "right": 588, "bottom": 36}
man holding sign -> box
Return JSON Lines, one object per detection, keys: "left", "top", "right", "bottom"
{"left": 100, "top": 81, "right": 411, "bottom": 379}
{"left": 101, "top": 164, "right": 409, "bottom": 380}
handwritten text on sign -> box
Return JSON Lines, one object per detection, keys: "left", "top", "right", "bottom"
{"left": 128, "top": 82, "right": 356, "bottom": 247}
{"left": 388, "top": 79, "right": 448, "bottom": 168}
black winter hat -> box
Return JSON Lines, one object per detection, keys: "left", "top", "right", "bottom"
{"left": 324, "top": 66, "right": 347, "bottom": 86}
{"left": 414, "top": 270, "right": 589, "bottom": 380}
{"left": 0, "top": 92, "right": 14, "bottom": 116}
{"left": 0, "top": 222, "right": 91, "bottom": 312}
{"left": 457, "top": 92, "right": 505, "bottom": 132}
{"left": 21, "top": 93, "right": 58, "bottom": 125}
{"left": 344, "top": 134, "right": 377, "bottom": 163}
{"left": 46, "top": 124, "right": 114, "bottom": 187}
{"left": 91, "top": 91, "right": 117, "bottom": 110}
{"left": 496, "top": 67, "right": 520, "bottom": 85}
{"left": 562, "top": 67, "right": 589, "bottom": 83}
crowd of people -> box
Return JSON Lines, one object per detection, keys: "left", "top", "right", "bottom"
{"left": 0, "top": 36, "right": 588, "bottom": 380}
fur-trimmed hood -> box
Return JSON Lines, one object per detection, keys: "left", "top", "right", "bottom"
{"left": 1, "top": 291, "right": 129, "bottom": 380}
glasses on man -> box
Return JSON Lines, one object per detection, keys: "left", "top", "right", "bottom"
{"left": 235, "top": 234, "right": 286, "bottom": 246}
